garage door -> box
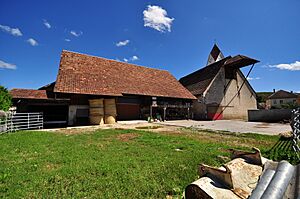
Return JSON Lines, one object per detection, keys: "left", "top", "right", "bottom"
{"left": 117, "top": 104, "right": 140, "bottom": 120}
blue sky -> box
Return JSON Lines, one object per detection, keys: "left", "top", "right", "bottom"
{"left": 0, "top": 0, "right": 300, "bottom": 92}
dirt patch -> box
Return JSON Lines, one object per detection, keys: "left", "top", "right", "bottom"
{"left": 135, "top": 126, "right": 162, "bottom": 130}
{"left": 279, "top": 131, "right": 292, "bottom": 139}
{"left": 116, "top": 133, "right": 139, "bottom": 142}
{"left": 156, "top": 129, "right": 275, "bottom": 148}
{"left": 254, "top": 123, "right": 270, "bottom": 128}
{"left": 44, "top": 163, "right": 60, "bottom": 171}
{"left": 52, "top": 128, "right": 99, "bottom": 135}
{"left": 114, "top": 128, "right": 125, "bottom": 130}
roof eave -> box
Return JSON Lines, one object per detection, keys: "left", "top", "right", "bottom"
{"left": 224, "top": 55, "right": 260, "bottom": 69}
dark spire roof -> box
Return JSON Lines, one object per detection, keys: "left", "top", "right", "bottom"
{"left": 207, "top": 44, "right": 225, "bottom": 66}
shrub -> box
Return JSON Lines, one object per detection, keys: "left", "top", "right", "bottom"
{"left": 0, "top": 86, "right": 12, "bottom": 111}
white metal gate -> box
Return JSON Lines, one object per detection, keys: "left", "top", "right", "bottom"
{"left": 0, "top": 112, "right": 43, "bottom": 133}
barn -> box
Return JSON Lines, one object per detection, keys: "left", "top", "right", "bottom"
{"left": 10, "top": 50, "right": 196, "bottom": 127}
{"left": 180, "top": 45, "right": 259, "bottom": 120}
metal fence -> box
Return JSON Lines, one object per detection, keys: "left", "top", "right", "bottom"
{"left": 291, "top": 108, "right": 300, "bottom": 159}
{"left": 0, "top": 112, "right": 43, "bottom": 133}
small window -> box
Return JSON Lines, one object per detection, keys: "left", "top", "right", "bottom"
{"left": 274, "top": 100, "right": 277, "bottom": 104}
{"left": 280, "top": 100, "right": 283, "bottom": 104}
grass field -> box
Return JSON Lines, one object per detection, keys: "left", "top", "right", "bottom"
{"left": 0, "top": 128, "right": 296, "bottom": 198}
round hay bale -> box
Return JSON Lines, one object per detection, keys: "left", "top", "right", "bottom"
{"left": 105, "top": 115, "right": 116, "bottom": 124}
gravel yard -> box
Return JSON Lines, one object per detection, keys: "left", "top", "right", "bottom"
{"left": 41, "top": 120, "right": 291, "bottom": 135}
{"left": 159, "top": 120, "right": 291, "bottom": 135}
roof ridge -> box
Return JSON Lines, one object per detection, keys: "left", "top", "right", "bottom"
{"left": 10, "top": 88, "right": 42, "bottom": 91}
{"left": 180, "top": 56, "right": 231, "bottom": 81}
{"left": 268, "top": 89, "right": 298, "bottom": 99}
{"left": 61, "top": 49, "right": 169, "bottom": 73}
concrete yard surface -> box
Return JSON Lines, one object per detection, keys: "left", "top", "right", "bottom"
{"left": 40, "top": 119, "right": 291, "bottom": 136}
{"left": 159, "top": 120, "right": 291, "bottom": 135}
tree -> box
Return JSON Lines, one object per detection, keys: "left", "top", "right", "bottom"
{"left": 0, "top": 86, "right": 12, "bottom": 111}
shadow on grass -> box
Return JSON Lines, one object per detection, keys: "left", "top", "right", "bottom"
{"left": 266, "top": 137, "right": 299, "bottom": 165}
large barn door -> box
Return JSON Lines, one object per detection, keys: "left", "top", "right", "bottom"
{"left": 117, "top": 104, "right": 140, "bottom": 120}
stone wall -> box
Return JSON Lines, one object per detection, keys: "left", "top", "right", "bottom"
{"left": 204, "top": 68, "right": 257, "bottom": 120}
{"left": 248, "top": 109, "right": 292, "bottom": 122}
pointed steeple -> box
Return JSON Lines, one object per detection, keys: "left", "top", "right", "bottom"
{"left": 206, "top": 44, "right": 224, "bottom": 66}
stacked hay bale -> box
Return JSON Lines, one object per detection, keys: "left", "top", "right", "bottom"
{"left": 89, "top": 99, "right": 104, "bottom": 125}
{"left": 104, "top": 99, "right": 117, "bottom": 124}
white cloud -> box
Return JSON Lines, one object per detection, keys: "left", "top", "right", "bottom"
{"left": 0, "top": 24, "right": 22, "bottom": 36}
{"left": 131, "top": 55, "right": 139, "bottom": 61}
{"left": 120, "top": 56, "right": 139, "bottom": 63}
{"left": 65, "top": 38, "right": 71, "bottom": 42}
{"left": 0, "top": 60, "right": 16, "bottom": 70}
{"left": 116, "top": 39, "right": 130, "bottom": 47}
{"left": 43, "top": 19, "right": 51, "bottom": 29}
{"left": 27, "top": 38, "right": 38, "bottom": 46}
{"left": 143, "top": 5, "right": 174, "bottom": 32}
{"left": 70, "top": 30, "right": 83, "bottom": 37}
{"left": 269, "top": 61, "right": 300, "bottom": 71}
{"left": 247, "top": 77, "right": 260, "bottom": 81}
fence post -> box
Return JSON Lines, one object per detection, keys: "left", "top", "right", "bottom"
{"left": 28, "top": 113, "right": 30, "bottom": 129}
{"left": 4, "top": 112, "right": 8, "bottom": 133}
{"left": 10, "top": 113, "right": 13, "bottom": 132}
{"left": 41, "top": 113, "right": 44, "bottom": 129}
{"left": 38, "top": 114, "right": 40, "bottom": 129}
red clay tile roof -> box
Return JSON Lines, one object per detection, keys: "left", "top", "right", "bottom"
{"left": 10, "top": 89, "right": 49, "bottom": 100}
{"left": 268, "top": 90, "right": 298, "bottom": 99}
{"left": 54, "top": 50, "right": 196, "bottom": 99}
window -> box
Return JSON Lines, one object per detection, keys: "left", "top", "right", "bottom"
{"left": 280, "top": 100, "right": 283, "bottom": 104}
{"left": 273, "top": 100, "right": 277, "bottom": 104}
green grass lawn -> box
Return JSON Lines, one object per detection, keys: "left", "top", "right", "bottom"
{"left": 0, "top": 128, "right": 294, "bottom": 198}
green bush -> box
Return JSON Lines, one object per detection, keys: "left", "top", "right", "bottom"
{"left": 0, "top": 86, "right": 12, "bottom": 111}
{"left": 281, "top": 102, "right": 299, "bottom": 109}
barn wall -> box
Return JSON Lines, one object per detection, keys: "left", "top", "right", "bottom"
{"left": 192, "top": 97, "right": 207, "bottom": 120}
{"left": 204, "top": 68, "right": 225, "bottom": 105}
{"left": 220, "top": 69, "right": 257, "bottom": 120}
{"left": 193, "top": 67, "right": 257, "bottom": 120}
{"left": 68, "top": 105, "right": 89, "bottom": 125}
